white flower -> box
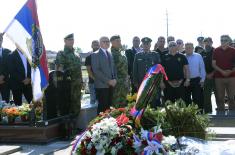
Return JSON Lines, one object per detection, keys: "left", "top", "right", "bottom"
{"left": 141, "top": 128, "right": 148, "bottom": 140}
{"left": 87, "top": 143, "right": 92, "bottom": 150}
{"left": 96, "top": 149, "right": 105, "bottom": 155}
{"left": 95, "top": 143, "right": 103, "bottom": 151}
{"left": 85, "top": 131, "right": 91, "bottom": 137}
{"left": 111, "top": 147, "right": 117, "bottom": 155}
{"left": 116, "top": 142, "right": 123, "bottom": 150}
{"left": 100, "top": 138, "right": 107, "bottom": 146}
{"left": 143, "top": 140, "right": 163, "bottom": 155}
{"left": 133, "top": 134, "right": 142, "bottom": 150}
{"left": 162, "top": 135, "right": 177, "bottom": 146}
{"left": 86, "top": 117, "right": 121, "bottom": 152}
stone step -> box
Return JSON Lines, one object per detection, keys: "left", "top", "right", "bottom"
{"left": 209, "top": 115, "right": 235, "bottom": 127}
{"left": 210, "top": 137, "right": 235, "bottom": 141}
{"left": 207, "top": 127, "right": 235, "bottom": 141}
{"left": 0, "top": 145, "right": 22, "bottom": 155}
{"left": 10, "top": 141, "right": 72, "bottom": 155}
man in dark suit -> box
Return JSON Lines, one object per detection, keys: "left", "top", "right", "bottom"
{"left": 91, "top": 36, "right": 117, "bottom": 114}
{"left": 125, "top": 36, "right": 141, "bottom": 93}
{"left": 9, "top": 48, "right": 32, "bottom": 105}
{"left": 0, "top": 33, "right": 11, "bottom": 102}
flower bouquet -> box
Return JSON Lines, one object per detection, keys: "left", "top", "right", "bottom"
{"left": 34, "top": 103, "right": 43, "bottom": 121}
{"left": 2, "top": 107, "right": 20, "bottom": 124}
{"left": 72, "top": 64, "right": 210, "bottom": 154}
{"left": 73, "top": 114, "right": 176, "bottom": 155}
{"left": 18, "top": 103, "right": 31, "bottom": 122}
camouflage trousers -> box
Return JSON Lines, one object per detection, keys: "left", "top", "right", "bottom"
{"left": 70, "top": 80, "right": 82, "bottom": 116}
{"left": 112, "top": 78, "right": 129, "bottom": 107}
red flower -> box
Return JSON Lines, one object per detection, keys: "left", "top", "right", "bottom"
{"left": 117, "top": 108, "right": 126, "bottom": 112}
{"left": 117, "top": 148, "right": 125, "bottom": 155}
{"left": 85, "top": 137, "right": 91, "bottom": 143}
{"left": 110, "top": 140, "right": 116, "bottom": 146}
{"left": 116, "top": 113, "right": 129, "bottom": 126}
{"left": 90, "top": 146, "right": 97, "bottom": 155}
{"left": 120, "top": 129, "right": 124, "bottom": 135}
{"left": 81, "top": 140, "right": 85, "bottom": 147}
{"left": 127, "top": 138, "right": 133, "bottom": 146}
{"left": 104, "top": 109, "right": 111, "bottom": 113}
{"left": 142, "top": 140, "right": 148, "bottom": 146}
{"left": 86, "top": 127, "right": 92, "bottom": 131}
{"left": 154, "top": 132, "right": 163, "bottom": 142}
{"left": 81, "top": 146, "right": 87, "bottom": 155}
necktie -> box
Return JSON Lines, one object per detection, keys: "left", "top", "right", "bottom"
{"left": 105, "top": 51, "right": 114, "bottom": 79}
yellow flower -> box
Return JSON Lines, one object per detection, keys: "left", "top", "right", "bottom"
{"left": 126, "top": 94, "right": 133, "bottom": 102}
{"left": 132, "top": 93, "right": 137, "bottom": 101}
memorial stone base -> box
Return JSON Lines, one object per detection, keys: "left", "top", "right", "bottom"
{"left": 0, "top": 123, "right": 61, "bottom": 143}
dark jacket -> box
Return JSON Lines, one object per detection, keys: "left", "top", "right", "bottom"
{"left": 0, "top": 48, "right": 11, "bottom": 82}
{"left": 9, "top": 50, "right": 31, "bottom": 89}
{"left": 133, "top": 51, "right": 161, "bottom": 87}
{"left": 125, "top": 47, "right": 137, "bottom": 79}
{"left": 91, "top": 49, "right": 117, "bottom": 88}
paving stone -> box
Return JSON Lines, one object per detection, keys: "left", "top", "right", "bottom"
{"left": 9, "top": 141, "right": 72, "bottom": 155}
{"left": 0, "top": 145, "right": 22, "bottom": 155}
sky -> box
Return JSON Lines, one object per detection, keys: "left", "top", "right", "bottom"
{"left": 1, "top": 0, "right": 235, "bottom": 52}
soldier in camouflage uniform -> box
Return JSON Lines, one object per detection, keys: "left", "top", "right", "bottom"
{"left": 56, "top": 33, "right": 82, "bottom": 116}
{"left": 110, "top": 35, "right": 129, "bottom": 107}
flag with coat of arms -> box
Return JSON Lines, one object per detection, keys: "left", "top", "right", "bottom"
{"left": 4, "top": 0, "right": 49, "bottom": 101}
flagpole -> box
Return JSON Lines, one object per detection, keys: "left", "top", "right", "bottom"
{"left": 3, "top": 17, "right": 15, "bottom": 34}
{"left": 166, "top": 9, "right": 169, "bottom": 38}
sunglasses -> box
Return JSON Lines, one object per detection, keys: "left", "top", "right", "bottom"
{"left": 102, "top": 40, "right": 110, "bottom": 43}
{"left": 169, "top": 44, "right": 177, "bottom": 47}
{"left": 221, "top": 39, "right": 228, "bottom": 42}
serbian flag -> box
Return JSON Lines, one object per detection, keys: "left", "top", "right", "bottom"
{"left": 4, "top": 0, "right": 49, "bottom": 101}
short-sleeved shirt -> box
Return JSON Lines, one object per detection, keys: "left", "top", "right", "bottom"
{"left": 85, "top": 54, "right": 94, "bottom": 83}
{"left": 213, "top": 46, "right": 235, "bottom": 78}
{"left": 162, "top": 52, "right": 188, "bottom": 81}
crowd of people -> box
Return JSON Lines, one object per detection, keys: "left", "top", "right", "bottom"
{"left": 1, "top": 32, "right": 235, "bottom": 117}
{"left": 85, "top": 34, "right": 235, "bottom": 115}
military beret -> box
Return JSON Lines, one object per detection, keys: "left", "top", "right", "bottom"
{"left": 197, "top": 36, "right": 204, "bottom": 42}
{"left": 110, "top": 35, "right": 120, "bottom": 41}
{"left": 203, "top": 37, "right": 213, "bottom": 43}
{"left": 141, "top": 37, "right": 152, "bottom": 43}
{"left": 64, "top": 33, "right": 74, "bottom": 40}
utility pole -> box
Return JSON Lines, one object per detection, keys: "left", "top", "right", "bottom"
{"left": 166, "top": 9, "right": 169, "bottom": 38}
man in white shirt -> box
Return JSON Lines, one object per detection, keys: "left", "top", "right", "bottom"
{"left": 185, "top": 42, "right": 206, "bottom": 111}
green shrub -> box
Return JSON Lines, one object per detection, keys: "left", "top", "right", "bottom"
{"left": 164, "top": 99, "right": 210, "bottom": 139}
